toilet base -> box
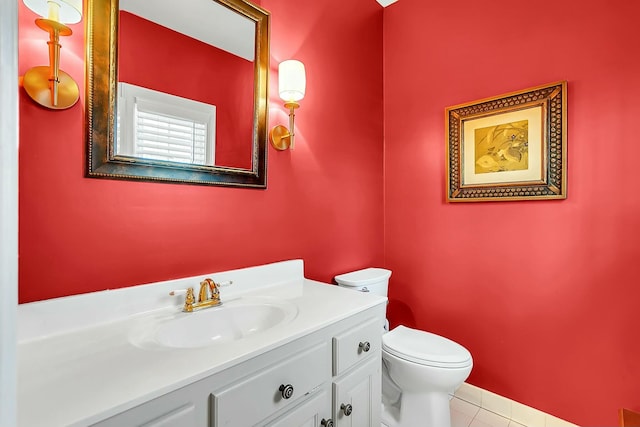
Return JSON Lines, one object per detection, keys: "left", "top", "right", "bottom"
{"left": 381, "top": 391, "right": 452, "bottom": 427}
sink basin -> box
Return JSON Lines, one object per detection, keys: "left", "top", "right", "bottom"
{"left": 150, "top": 299, "right": 298, "bottom": 349}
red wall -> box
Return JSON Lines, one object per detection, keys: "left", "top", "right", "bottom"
{"left": 21, "top": 0, "right": 639, "bottom": 424}
{"left": 119, "top": 11, "right": 254, "bottom": 169}
{"left": 383, "top": 0, "right": 640, "bottom": 425}
{"left": 18, "top": 0, "right": 384, "bottom": 301}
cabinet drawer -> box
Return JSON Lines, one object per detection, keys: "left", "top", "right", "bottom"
{"left": 91, "top": 397, "right": 199, "bottom": 427}
{"left": 264, "top": 387, "right": 331, "bottom": 427}
{"left": 211, "top": 341, "right": 330, "bottom": 427}
{"left": 332, "top": 317, "right": 381, "bottom": 376}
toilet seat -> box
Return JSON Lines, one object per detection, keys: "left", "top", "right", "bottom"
{"left": 382, "top": 325, "right": 472, "bottom": 368}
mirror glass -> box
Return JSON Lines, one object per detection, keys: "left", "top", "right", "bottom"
{"left": 86, "top": 0, "right": 269, "bottom": 188}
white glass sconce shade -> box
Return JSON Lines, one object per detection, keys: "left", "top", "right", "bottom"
{"left": 23, "top": 0, "right": 82, "bottom": 24}
{"left": 278, "top": 60, "right": 306, "bottom": 102}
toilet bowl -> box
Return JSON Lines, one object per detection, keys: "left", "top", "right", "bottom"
{"left": 334, "top": 268, "right": 473, "bottom": 427}
{"left": 381, "top": 325, "right": 472, "bottom": 427}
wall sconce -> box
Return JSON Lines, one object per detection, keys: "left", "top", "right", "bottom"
{"left": 270, "top": 60, "right": 306, "bottom": 150}
{"left": 22, "top": 0, "right": 82, "bottom": 110}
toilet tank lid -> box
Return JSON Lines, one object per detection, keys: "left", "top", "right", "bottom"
{"left": 334, "top": 268, "right": 392, "bottom": 286}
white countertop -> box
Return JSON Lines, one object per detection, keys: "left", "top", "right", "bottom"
{"left": 17, "top": 260, "right": 386, "bottom": 427}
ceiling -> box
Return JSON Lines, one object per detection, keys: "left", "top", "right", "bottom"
{"left": 376, "top": 0, "right": 399, "bottom": 6}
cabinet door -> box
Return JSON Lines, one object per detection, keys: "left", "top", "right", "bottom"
{"left": 265, "top": 388, "right": 332, "bottom": 427}
{"left": 332, "top": 357, "right": 381, "bottom": 427}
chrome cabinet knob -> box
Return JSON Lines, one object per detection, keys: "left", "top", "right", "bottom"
{"left": 359, "top": 341, "right": 371, "bottom": 352}
{"left": 321, "top": 418, "right": 334, "bottom": 427}
{"left": 279, "top": 384, "right": 294, "bottom": 399}
{"left": 341, "top": 403, "right": 353, "bottom": 416}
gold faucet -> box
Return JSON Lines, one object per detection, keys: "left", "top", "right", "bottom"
{"left": 174, "top": 278, "right": 222, "bottom": 312}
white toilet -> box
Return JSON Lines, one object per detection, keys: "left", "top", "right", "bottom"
{"left": 334, "top": 268, "right": 473, "bottom": 427}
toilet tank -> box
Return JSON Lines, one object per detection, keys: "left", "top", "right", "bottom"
{"left": 334, "top": 268, "right": 392, "bottom": 297}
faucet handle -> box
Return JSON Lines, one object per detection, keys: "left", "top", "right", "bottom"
{"left": 184, "top": 287, "right": 195, "bottom": 311}
{"left": 169, "top": 287, "right": 195, "bottom": 312}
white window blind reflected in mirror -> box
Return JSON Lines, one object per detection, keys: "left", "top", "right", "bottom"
{"left": 117, "top": 82, "right": 216, "bottom": 166}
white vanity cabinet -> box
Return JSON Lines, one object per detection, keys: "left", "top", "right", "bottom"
{"left": 18, "top": 261, "right": 388, "bottom": 427}
{"left": 91, "top": 308, "right": 383, "bottom": 427}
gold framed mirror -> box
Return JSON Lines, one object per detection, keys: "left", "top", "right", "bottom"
{"left": 85, "top": 0, "right": 269, "bottom": 188}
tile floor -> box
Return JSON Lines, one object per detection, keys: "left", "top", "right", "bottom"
{"left": 451, "top": 383, "right": 579, "bottom": 427}
{"left": 382, "top": 383, "right": 579, "bottom": 427}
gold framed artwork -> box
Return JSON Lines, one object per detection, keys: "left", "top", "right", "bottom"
{"left": 445, "top": 81, "right": 567, "bottom": 202}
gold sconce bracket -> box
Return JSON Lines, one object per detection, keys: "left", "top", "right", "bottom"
{"left": 269, "top": 125, "right": 292, "bottom": 151}
{"left": 23, "top": 66, "right": 79, "bottom": 110}
{"left": 269, "top": 101, "right": 300, "bottom": 151}
{"left": 22, "top": 17, "right": 79, "bottom": 109}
